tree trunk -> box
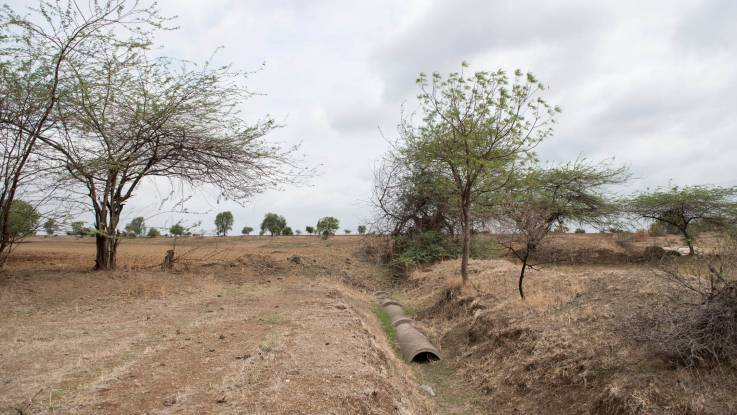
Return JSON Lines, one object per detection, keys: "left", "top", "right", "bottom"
{"left": 518, "top": 252, "right": 529, "bottom": 300}
{"left": 681, "top": 229, "right": 695, "bottom": 255}
{"left": 460, "top": 197, "right": 471, "bottom": 284}
{"left": 95, "top": 232, "right": 120, "bottom": 270}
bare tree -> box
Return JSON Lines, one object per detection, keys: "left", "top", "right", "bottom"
{"left": 0, "top": 0, "right": 166, "bottom": 266}
{"left": 44, "top": 47, "right": 301, "bottom": 269}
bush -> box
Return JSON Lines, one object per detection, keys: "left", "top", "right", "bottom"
{"left": 147, "top": 228, "right": 161, "bottom": 237}
{"left": 391, "top": 231, "right": 459, "bottom": 273}
{"left": 574, "top": 228, "right": 586, "bottom": 234}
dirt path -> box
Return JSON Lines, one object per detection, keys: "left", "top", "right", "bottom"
{"left": 0, "top": 238, "right": 433, "bottom": 414}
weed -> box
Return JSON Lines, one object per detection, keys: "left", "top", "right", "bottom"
{"left": 371, "top": 304, "right": 399, "bottom": 354}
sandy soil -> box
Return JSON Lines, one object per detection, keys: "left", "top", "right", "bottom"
{"left": 0, "top": 236, "right": 432, "bottom": 414}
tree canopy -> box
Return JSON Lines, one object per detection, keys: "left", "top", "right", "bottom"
{"left": 215, "top": 211, "right": 234, "bottom": 236}
{"left": 626, "top": 185, "right": 737, "bottom": 254}
{"left": 261, "top": 213, "right": 287, "bottom": 236}
{"left": 316, "top": 216, "right": 339, "bottom": 239}
{"left": 125, "top": 217, "right": 146, "bottom": 237}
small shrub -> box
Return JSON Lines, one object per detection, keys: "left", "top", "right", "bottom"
{"left": 574, "top": 228, "right": 586, "bottom": 234}
{"left": 391, "top": 231, "right": 459, "bottom": 274}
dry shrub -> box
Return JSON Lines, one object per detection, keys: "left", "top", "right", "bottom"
{"left": 637, "top": 234, "right": 737, "bottom": 367}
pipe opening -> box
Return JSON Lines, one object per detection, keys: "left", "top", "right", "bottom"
{"left": 411, "top": 351, "right": 441, "bottom": 363}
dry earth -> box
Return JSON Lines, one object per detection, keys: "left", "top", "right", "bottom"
{"left": 0, "top": 236, "right": 433, "bottom": 414}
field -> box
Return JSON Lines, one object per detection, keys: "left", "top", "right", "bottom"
{"left": 1, "top": 234, "right": 736, "bottom": 414}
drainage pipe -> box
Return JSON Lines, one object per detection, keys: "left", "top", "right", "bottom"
{"left": 375, "top": 292, "right": 441, "bottom": 362}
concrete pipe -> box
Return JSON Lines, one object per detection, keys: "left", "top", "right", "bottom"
{"left": 375, "top": 294, "right": 441, "bottom": 363}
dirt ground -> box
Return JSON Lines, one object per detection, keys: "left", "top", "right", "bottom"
{"left": 3, "top": 233, "right": 736, "bottom": 414}
{"left": 0, "top": 236, "right": 433, "bottom": 414}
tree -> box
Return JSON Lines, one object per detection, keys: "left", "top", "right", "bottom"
{"left": 316, "top": 216, "right": 339, "bottom": 239}
{"left": 495, "top": 161, "right": 627, "bottom": 298}
{"left": 125, "top": 217, "right": 146, "bottom": 237}
{"left": 241, "top": 226, "right": 254, "bottom": 235}
{"left": 43, "top": 218, "right": 58, "bottom": 236}
{"left": 261, "top": 213, "right": 287, "bottom": 236}
{"left": 305, "top": 225, "right": 315, "bottom": 235}
{"left": 5, "top": 200, "right": 39, "bottom": 240}
{"left": 282, "top": 226, "right": 293, "bottom": 236}
{"left": 400, "top": 64, "right": 559, "bottom": 284}
{"left": 215, "top": 211, "right": 234, "bottom": 236}
{"left": 70, "top": 221, "right": 85, "bottom": 237}
{"left": 44, "top": 46, "right": 299, "bottom": 270}
{"left": 626, "top": 185, "right": 737, "bottom": 255}
{"left": 147, "top": 227, "right": 160, "bottom": 237}
{"left": 357, "top": 225, "right": 366, "bottom": 235}
{"left": 295, "top": 229, "right": 302, "bottom": 235}
{"left": 169, "top": 223, "right": 185, "bottom": 236}
{"left": 344, "top": 229, "right": 351, "bottom": 235}
{"left": 0, "top": 0, "right": 165, "bottom": 266}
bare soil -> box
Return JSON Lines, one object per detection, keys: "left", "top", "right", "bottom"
{"left": 0, "top": 236, "right": 432, "bottom": 414}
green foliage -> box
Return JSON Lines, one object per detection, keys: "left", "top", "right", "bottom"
{"left": 305, "top": 225, "right": 315, "bottom": 235}
{"left": 574, "top": 228, "right": 586, "bottom": 234}
{"left": 392, "top": 231, "right": 460, "bottom": 270}
{"left": 241, "top": 226, "right": 254, "bottom": 235}
{"left": 124, "top": 217, "right": 146, "bottom": 237}
{"left": 261, "top": 213, "right": 287, "bottom": 236}
{"left": 169, "top": 223, "right": 185, "bottom": 236}
{"left": 282, "top": 226, "right": 294, "bottom": 236}
{"left": 43, "top": 218, "right": 58, "bottom": 236}
{"left": 147, "top": 228, "right": 160, "bottom": 237}
{"left": 316, "top": 216, "right": 340, "bottom": 239}
{"left": 215, "top": 211, "right": 234, "bottom": 236}
{"left": 70, "top": 221, "right": 85, "bottom": 236}
{"left": 357, "top": 225, "right": 366, "bottom": 235}
{"left": 627, "top": 185, "right": 737, "bottom": 253}
{"left": 5, "top": 200, "right": 39, "bottom": 238}
{"left": 344, "top": 229, "right": 351, "bottom": 235}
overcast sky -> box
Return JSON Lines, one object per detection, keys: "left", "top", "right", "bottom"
{"left": 12, "top": 0, "right": 737, "bottom": 234}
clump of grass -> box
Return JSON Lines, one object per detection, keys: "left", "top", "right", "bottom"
{"left": 372, "top": 303, "right": 399, "bottom": 354}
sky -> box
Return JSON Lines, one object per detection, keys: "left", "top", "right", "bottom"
{"left": 11, "top": 0, "right": 737, "bottom": 235}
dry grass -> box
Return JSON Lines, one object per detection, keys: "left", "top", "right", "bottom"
{"left": 394, "top": 233, "right": 737, "bottom": 415}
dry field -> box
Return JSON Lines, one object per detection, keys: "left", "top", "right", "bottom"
{"left": 0, "top": 236, "right": 432, "bottom": 414}
{"left": 1, "top": 233, "right": 736, "bottom": 414}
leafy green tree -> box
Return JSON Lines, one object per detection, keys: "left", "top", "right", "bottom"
{"left": 70, "top": 221, "right": 85, "bottom": 237}
{"left": 215, "top": 211, "right": 234, "bottom": 236}
{"left": 357, "top": 225, "right": 366, "bottom": 235}
{"left": 43, "top": 218, "right": 58, "bottom": 236}
{"left": 316, "top": 216, "right": 339, "bottom": 239}
{"left": 295, "top": 229, "right": 302, "bottom": 235}
{"left": 147, "top": 228, "right": 160, "bottom": 237}
{"left": 241, "top": 226, "right": 254, "bottom": 235}
{"left": 5, "top": 200, "right": 39, "bottom": 239}
{"left": 261, "top": 213, "right": 287, "bottom": 236}
{"left": 401, "top": 64, "right": 559, "bottom": 284}
{"left": 305, "top": 225, "right": 315, "bottom": 235}
{"left": 124, "top": 217, "right": 146, "bottom": 237}
{"left": 282, "top": 226, "right": 294, "bottom": 236}
{"left": 169, "top": 223, "right": 185, "bottom": 236}
{"left": 344, "top": 229, "right": 351, "bottom": 235}
{"left": 496, "top": 160, "right": 627, "bottom": 298}
{"left": 626, "top": 185, "right": 737, "bottom": 255}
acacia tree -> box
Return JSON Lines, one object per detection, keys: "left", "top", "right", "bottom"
{"left": 626, "top": 185, "right": 737, "bottom": 255}
{"left": 261, "top": 213, "right": 286, "bottom": 236}
{"left": 215, "top": 211, "right": 234, "bottom": 236}
{"left": 44, "top": 47, "right": 298, "bottom": 269}
{"left": 0, "top": 0, "right": 165, "bottom": 267}
{"left": 495, "top": 161, "right": 627, "bottom": 298}
{"left": 403, "top": 64, "right": 559, "bottom": 284}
